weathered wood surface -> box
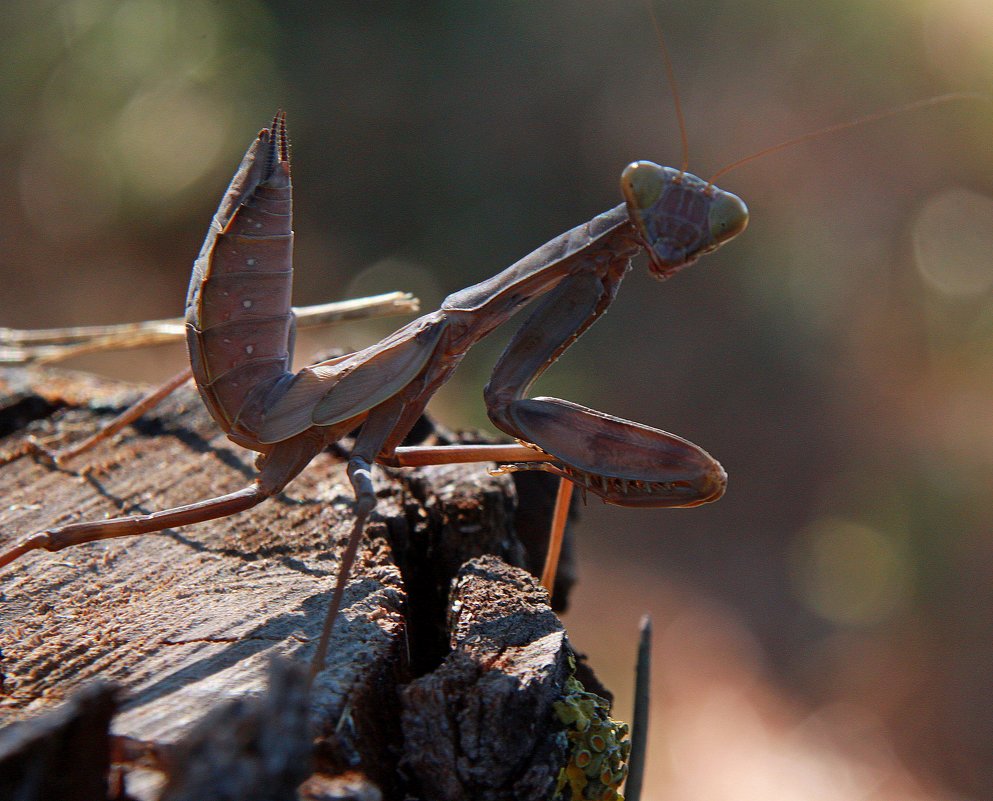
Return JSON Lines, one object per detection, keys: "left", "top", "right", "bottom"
{"left": 158, "top": 658, "right": 312, "bottom": 801}
{"left": 401, "top": 555, "right": 571, "bottom": 801}
{"left": 0, "top": 366, "right": 588, "bottom": 800}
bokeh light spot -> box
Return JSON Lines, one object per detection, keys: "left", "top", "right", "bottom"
{"left": 790, "top": 518, "right": 913, "bottom": 626}
{"left": 110, "top": 0, "right": 172, "bottom": 76}
{"left": 56, "top": 0, "right": 110, "bottom": 43}
{"left": 345, "top": 257, "right": 444, "bottom": 314}
{"left": 113, "top": 92, "right": 228, "bottom": 200}
{"left": 922, "top": 0, "right": 993, "bottom": 87}
{"left": 913, "top": 188, "right": 993, "bottom": 297}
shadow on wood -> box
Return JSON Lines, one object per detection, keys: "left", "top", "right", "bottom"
{"left": 0, "top": 366, "right": 599, "bottom": 800}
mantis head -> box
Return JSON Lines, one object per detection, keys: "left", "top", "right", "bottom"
{"left": 621, "top": 160, "right": 748, "bottom": 279}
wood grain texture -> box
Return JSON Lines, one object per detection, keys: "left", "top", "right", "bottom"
{"left": 0, "top": 365, "right": 584, "bottom": 799}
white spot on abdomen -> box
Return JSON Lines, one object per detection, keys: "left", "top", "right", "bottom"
{"left": 243, "top": 300, "right": 253, "bottom": 308}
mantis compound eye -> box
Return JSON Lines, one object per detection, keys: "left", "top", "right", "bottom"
{"left": 620, "top": 160, "right": 666, "bottom": 211}
{"left": 707, "top": 190, "right": 749, "bottom": 245}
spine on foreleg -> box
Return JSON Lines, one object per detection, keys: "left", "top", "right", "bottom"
{"left": 185, "top": 113, "right": 296, "bottom": 450}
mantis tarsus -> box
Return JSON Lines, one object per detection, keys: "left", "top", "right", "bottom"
{"left": 0, "top": 110, "right": 743, "bottom": 680}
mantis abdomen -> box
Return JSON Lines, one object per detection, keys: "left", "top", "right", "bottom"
{"left": 185, "top": 113, "right": 296, "bottom": 449}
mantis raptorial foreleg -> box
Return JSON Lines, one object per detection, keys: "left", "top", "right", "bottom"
{"left": 0, "top": 114, "right": 745, "bottom": 682}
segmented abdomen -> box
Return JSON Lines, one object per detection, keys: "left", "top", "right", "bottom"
{"left": 186, "top": 117, "right": 295, "bottom": 449}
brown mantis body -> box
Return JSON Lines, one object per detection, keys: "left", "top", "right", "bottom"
{"left": 0, "top": 110, "right": 747, "bottom": 675}
{"left": 0, "top": 12, "right": 982, "bottom": 795}
{"left": 2, "top": 80, "right": 977, "bottom": 677}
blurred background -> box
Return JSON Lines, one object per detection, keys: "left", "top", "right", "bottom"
{"left": 2, "top": 1, "right": 992, "bottom": 798}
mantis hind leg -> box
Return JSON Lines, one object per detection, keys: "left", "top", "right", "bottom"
{"left": 539, "top": 477, "right": 574, "bottom": 599}
{"left": 0, "top": 430, "right": 325, "bottom": 570}
{"left": 0, "top": 484, "right": 271, "bottom": 569}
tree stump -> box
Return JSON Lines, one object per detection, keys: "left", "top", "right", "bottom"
{"left": 0, "top": 366, "right": 596, "bottom": 800}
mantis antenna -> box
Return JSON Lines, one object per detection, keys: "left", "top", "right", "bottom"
{"left": 707, "top": 91, "right": 991, "bottom": 188}
{"left": 646, "top": 4, "right": 988, "bottom": 189}
{"left": 647, "top": 1, "right": 690, "bottom": 175}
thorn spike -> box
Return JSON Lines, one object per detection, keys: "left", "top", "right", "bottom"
{"left": 278, "top": 110, "right": 290, "bottom": 164}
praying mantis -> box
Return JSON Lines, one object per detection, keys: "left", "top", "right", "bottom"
{"left": 1, "top": 27, "right": 985, "bottom": 801}
{"left": 0, "top": 107, "right": 744, "bottom": 678}
{"left": 1, "top": 47, "right": 977, "bottom": 686}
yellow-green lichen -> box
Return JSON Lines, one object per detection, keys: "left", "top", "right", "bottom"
{"left": 553, "top": 665, "right": 631, "bottom": 801}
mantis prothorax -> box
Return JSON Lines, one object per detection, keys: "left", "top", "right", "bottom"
{"left": 0, "top": 111, "right": 742, "bottom": 679}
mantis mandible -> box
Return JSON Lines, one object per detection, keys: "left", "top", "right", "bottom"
{"left": 0, "top": 109, "right": 742, "bottom": 677}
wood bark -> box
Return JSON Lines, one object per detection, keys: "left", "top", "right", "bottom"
{"left": 401, "top": 555, "right": 571, "bottom": 801}
{"left": 0, "top": 366, "right": 591, "bottom": 800}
